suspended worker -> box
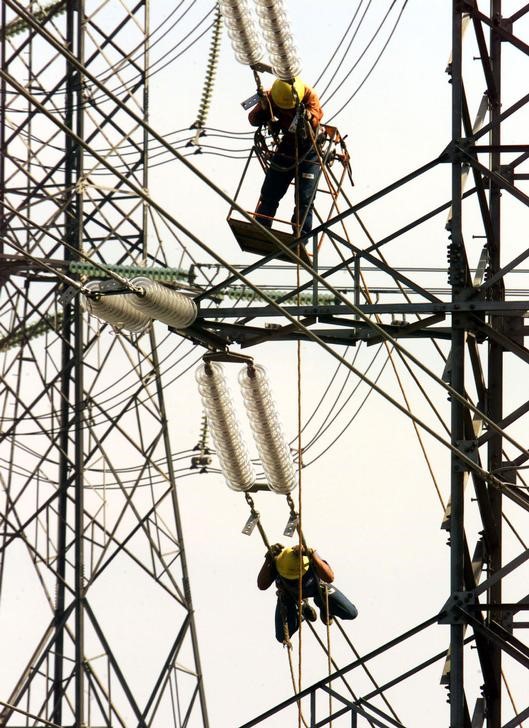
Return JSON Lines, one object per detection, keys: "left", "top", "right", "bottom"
{"left": 257, "top": 543, "right": 358, "bottom": 644}
{"left": 248, "top": 77, "right": 324, "bottom": 238}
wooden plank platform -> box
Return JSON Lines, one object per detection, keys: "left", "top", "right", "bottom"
{"left": 227, "top": 218, "right": 311, "bottom": 266}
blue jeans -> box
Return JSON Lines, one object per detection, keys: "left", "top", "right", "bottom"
{"left": 255, "top": 147, "right": 321, "bottom": 236}
{"left": 274, "top": 582, "right": 358, "bottom": 643}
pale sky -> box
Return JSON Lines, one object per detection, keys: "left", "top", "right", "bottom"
{"left": 3, "top": 1, "right": 529, "bottom": 727}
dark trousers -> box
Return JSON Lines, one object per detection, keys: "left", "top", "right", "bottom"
{"left": 274, "top": 583, "right": 358, "bottom": 643}
{"left": 255, "top": 147, "right": 321, "bottom": 236}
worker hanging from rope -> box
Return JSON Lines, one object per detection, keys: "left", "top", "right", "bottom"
{"left": 248, "top": 77, "right": 324, "bottom": 238}
{"left": 257, "top": 543, "right": 358, "bottom": 644}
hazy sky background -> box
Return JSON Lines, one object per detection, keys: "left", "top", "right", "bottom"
{"left": 3, "top": 1, "right": 529, "bottom": 726}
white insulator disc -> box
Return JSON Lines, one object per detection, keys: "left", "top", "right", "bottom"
{"left": 81, "top": 281, "right": 151, "bottom": 333}
{"left": 271, "top": 63, "right": 302, "bottom": 82}
{"left": 196, "top": 362, "right": 256, "bottom": 492}
{"left": 238, "top": 364, "right": 296, "bottom": 494}
{"left": 219, "top": 0, "right": 264, "bottom": 66}
{"left": 268, "top": 42, "right": 302, "bottom": 80}
{"left": 254, "top": 0, "right": 302, "bottom": 78}
{"left": 129, "top": 277, "right": 197, "bottom": 329}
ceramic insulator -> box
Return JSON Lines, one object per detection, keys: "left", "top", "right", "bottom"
{"left": 129, "top": 277, "right": 197, "bottom": 328}
{"left": 254, "top": 0, "right": 301, "bottom": 80}
{"left": 218, "top": 0, "right": 264, "bottom": 66}
{"left": 196, "top": 362, "right": 256, "bottom": 492}
{"left": 81, "top": 281, "right": 151, "bottom": 332}
{"left": 238, "top": 364, "right": 296, "bottom": 494}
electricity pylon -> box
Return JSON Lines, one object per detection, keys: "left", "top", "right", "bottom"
{"left": 190, "top": 2, "right": 529, "bottom": 725}
{"left": 0, "top": 2, "right": 208, "bottom": 726}
{"left": 3, "top": 0, "right": 529, "bottom": 726}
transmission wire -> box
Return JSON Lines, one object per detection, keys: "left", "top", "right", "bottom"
{"left": 328, "top": 1, "right": 409, "bottom": 122}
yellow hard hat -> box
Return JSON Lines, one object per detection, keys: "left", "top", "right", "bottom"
{"left": 275, "top": 547, "right": 309, "bottom": 580}
{"left": 270, "top": 77, "right": 305, "bottom": 110}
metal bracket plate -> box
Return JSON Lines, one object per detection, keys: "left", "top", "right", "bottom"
{"left": 439, "top": 591, "right": 476, "bottom": 624}
{"left": 242, "top": 513, "right": 259, "bottom": 536}
{"left": 283, "top": 512, "right": 298, "bottom": 537}
{"left": 59, "top": 286, "right": 79, "bottom": 306}
{"left": 241, "top": 92, "right": 259, "bottom": 110}
{"left": 454, "top": 439, "right": 478, "bottom": 471}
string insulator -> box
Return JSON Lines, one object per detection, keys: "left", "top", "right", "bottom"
{"left": 130, "top": 277, "right": 197, "bottom": 328}
{"left": 254, "top": 0, "right": 301, "bottom": 80}
{"left": 218, "top": 0, "right": 264, "bottom": 66}
{"left": 196, "top": 362, "right": 256, "bottom": 492}
{"left": 81, "top": 281, "right": 151, "bottom": 332}
{"left": 193, "top": 5, "right": 222, "bottom": 130}
{"left": 238, "top": 364, "right": 296, "bottom": 494}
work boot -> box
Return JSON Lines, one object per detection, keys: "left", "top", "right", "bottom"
{"left": 301, "top": 601, "right": 317, "bottom": 622}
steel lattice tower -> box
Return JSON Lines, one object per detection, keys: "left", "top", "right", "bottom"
{"left": 3, "top": 1, "right": 529, "bottom": 727}
{"left": 0, "top": 2, "right": 208, "bottom": 726}
{"left": 187, "top": 2, "right": 529, "bottom": 726}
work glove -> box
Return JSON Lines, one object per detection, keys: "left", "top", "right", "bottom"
{"left": 268, "top": 119, "right": 281, "bottom": 137}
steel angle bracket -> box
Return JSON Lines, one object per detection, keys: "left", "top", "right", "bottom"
{"left": 240, "top": 316, "right": 317, "bottom": 349}
{"left": 439, "top": 591, "right": 476, "bottom": 624}
{"left": 241, "top": 92, "right": 260, "bottom": 110}
{"left": 249, "top": 61, "right": 273, "bottom": 74}
{"left": 283, "top": 512, "right": 299, "bottom": 537}
{"left": 173, "top": 322, "right": 230, "bottom": 351}
{"left": 242, "top": 512, "right": 259, "bottom": 536}
{"left": 202, "top": 350, "right": 254, "bottom": 366}
{"left": 59, "top": 285, "right": 79, "bottom": 306}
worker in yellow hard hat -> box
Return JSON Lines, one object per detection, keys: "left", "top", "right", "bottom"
{"left": 269, "top": 77, "right": 305, "bottom": 110}
{"left": 257, "top": 543, "right": 358, "bottom": 643}
{"left": 248, "top": 77, "right": 324, "bottom": 238}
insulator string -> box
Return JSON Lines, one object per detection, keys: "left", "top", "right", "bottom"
{"left": 130, "top": 277, "right": 197, "bottom": 328}
{"left": 196, "top": 362, "right": 256, "bottom": 491}
{"left": 218, "top": 0, "right": 264, "bottom": 67}
{"left": 81, "top": 281, "right": 151, "bottom": 333}
{"left": 239, "top": 363, "right": 296, "bottom": 494}
{"left": 254, "top": 0, "right": 301, "bottom": 80}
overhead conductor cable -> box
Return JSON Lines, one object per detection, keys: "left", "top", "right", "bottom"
{"left": 239, "top": 363, "right": 296, "bottom": 494}
{"left": 254, "top": 0, "right": 301, "bottom": 80}
{"left": 80, "top": 281, "right": 151, "bottom": 332}
{"left": 218, "top": 0, "right": 264, "bottom": 66}
{"left": 129, "top": 276, "right": 197, "bottom": 328}
{"left": 196, "top": 361, "right": 256, "bottom": 491}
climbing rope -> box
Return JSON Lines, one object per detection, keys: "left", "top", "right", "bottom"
{"left": 285, "top": 111, "right": 352, "bottom": 723}
{"left": 242, "top": 491, "right": 312, "bottom": 726}
{"left": 324, "top": 583, "right": 333, "bottom": 725}
{"left": 196, "top": 350, "right": 335, "bottom": 721}
{"left": 293, "top": 103, "right": 306, "bottom": 725}
{"left": 306, "top": 119, "right": 447, "bottom": 512}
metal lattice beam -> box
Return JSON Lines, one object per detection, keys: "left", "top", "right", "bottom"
{"left": 0, "top": 2, "right": 208, "bottom": 726}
